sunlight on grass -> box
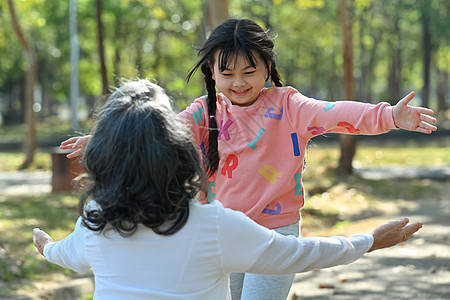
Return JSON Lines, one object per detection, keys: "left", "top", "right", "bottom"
{"left": 0, "top": 117, "right": 91, "bottom": 143}
{"left": 0, "top": 193, "right": 80, "bottom": 293}
{"left": 299, "top": 144, "right": 447, "bottom": 236}
{"left": 0, "top": 152, "right": 51, "bottom": 172}
{"left": 304, "top": 144, "right": 450, "bottom": 169}
{"left": 354, "top": 146, "right": 450, "bottom": 167}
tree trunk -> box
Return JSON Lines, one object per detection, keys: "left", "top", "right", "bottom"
{"left": 421, "top": 1, "right": 432, "bottom": 108}
{"left": 96, "top": 0, "right": 109, "bottom": 96}
{"left": 206, "top": 0, "right": 229, "bottom": 30}
{"left": 113, "top": 15, "right": 123, "bottom": 87}
{"left": 357, "top": 5, "right": 367, "bottom": 101}
{"left": 387, "top": 8, "right": 402, "bottom": 104}
{"left": 135, "top": 29, "right": 144, "bottom": 78}
{"left": 364, "top": 30, "right": 381, "bottom": 100}
{"left": 337, "top": 0, "right": 356, "bottom": 177}
{"left": 70, "top": 0, "right": 80, "bottom": 131}
{"left": 7, "top": 0, "right": 37, "bottom": 169}
{"left": 356, "top": 4, "right": 381, "bottom": 101}
{"left": 437, "top": 68, "right": 448, "bottom": 118}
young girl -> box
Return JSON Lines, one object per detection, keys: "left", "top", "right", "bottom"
{"left": 181, "top": 18, "right": 436, "bottom": 299}
{"left": 37, "top": 79, "right": 423, "bottom": 299}
{"left": 60, "top": 19, "right": 436, "bottom": 300}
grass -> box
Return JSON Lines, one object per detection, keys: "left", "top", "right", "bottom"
{"left": 297, "top": 143, "right": 447, "bottom": 235}
{"left": 0, "top": 117, "right": 93, "bottom": 172}
{"left": 0, "top": 117, "right": 93, "bottom": 171}
{"left": 0, "top": 193, "right": 81, "bottom": 295}
{"left": 0, "top": 152, "right": 51, "bottom": 172}
{"left": 0, "top": 117, "right": 93, "bottom": 143}
{"left": 0, "top": 125, "right": 448, "bottom": 297}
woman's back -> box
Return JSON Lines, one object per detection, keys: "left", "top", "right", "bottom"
{"left": 85, "top": 201, "right": 231, "bottom": 299}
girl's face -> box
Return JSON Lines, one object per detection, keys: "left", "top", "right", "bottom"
{"left": 211, "top": 51, "right": 269, "bottom": 107}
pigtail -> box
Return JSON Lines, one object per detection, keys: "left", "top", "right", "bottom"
{"left": 270, "top": 63, "right": 283, "bottom": 87}
{"left": 201, "top": 63, "right": 220, "bottom": 177}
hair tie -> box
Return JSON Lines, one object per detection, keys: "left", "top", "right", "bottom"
{"left": 210, "top": 115, "right": 215, "bottom": 119}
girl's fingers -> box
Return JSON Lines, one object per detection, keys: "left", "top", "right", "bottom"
{"left": 420, "top": 114, "right": 437, "bottom": 124}
{"left": 60, "top": 137, "right": 79, "bottom": 146}
{"left": 421, "top": 122, "right": 437, "bottom": 132}
{"left": 66, "top": 149, "right": 81, "bottom": 158}
{"left": 398, "top": 91, "right": 415, "bottom": 106}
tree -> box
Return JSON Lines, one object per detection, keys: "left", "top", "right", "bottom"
{"left": 386, "top": 2, "right": 402, "bottom": 103}
{"left": 206, "top": 0, "right": 229, "bottom": 30}
{"left": 96, "top": 0, "right": 108, "bottom": 96}
{"left": 337, "top": 0, "right": 356, "bottom": 176}
{"left": 355, "top": 1, "right": 382, "bottom": 100}
{"left": 420, "top": 0, "right": 432, "bottom": 108}
{"left": 70, "top": 0, "right": 80, "bottom": 131}
{"left": 432, "top": 0, "right": 450, "bottom": 117}
{"left": 7, "top": 0, "right": 37, "bottom": 169}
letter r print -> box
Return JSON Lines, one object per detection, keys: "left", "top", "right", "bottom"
{"left": 221, "top": 154, "right": 238, "bottom": 178}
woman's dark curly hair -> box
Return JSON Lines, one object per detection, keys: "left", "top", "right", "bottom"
{"left": 78, "top": 79, "right": 207, "bottom": 237}
{"left": 186, "top": 18, "right": 283, "bottom": 176}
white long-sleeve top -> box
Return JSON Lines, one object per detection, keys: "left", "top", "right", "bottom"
{"left": 44, "top": 200, "right": 373, "bottom": 300}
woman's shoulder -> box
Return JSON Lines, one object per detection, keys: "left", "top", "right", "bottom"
{"left": 190, "top": 199, "right": 224, "bottom": 214}
{"left": 191, "top": 200, "right": 252, "bottom": 225}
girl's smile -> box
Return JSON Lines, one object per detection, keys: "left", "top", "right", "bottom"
{"left": 232, "top": 88, "right": 250, "bottom": 96}
{"left": 211, "top": 51, "right": 269, "bottom": 107}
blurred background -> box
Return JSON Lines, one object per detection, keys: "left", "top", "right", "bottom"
{"left": 0, "top": 0, "right": 449, "bottom": 299}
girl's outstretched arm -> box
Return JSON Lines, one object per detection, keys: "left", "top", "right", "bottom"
{"left": 60, "top": 135, "right": 92, "bottom": 158}
{"left": 392, "top": 91, "right": 437, "bottom": 134}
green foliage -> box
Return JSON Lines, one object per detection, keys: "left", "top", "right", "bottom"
{"left": 1, "top": 0, "right": 448, "bottom": 120}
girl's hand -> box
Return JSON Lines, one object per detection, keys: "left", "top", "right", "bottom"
{"left": 33, "top": 228, "right": 54, "bottom": 256}
{"left": 60, "top": 135, "right": 92, "bottom": 158}
{"left": 368, "top": 217, "right": 423, "bottom": 252}
{"left": 392, "top": 91, "right": 437, "bottom": 134}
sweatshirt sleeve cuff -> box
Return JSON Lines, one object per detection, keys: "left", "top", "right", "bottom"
{"left": 386, "top": 105, "right": 399, "bottom": 129}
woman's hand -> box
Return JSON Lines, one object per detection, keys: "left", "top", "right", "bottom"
{"left": 392, "top": 91, "right": 437, "bottom": 134}
{"left": 60, "top": 135, "right": 92, "bottom": 158}
{"left": 368, "top": 217, "right": 423, "bottom": 252}
{"left": 33, "top": 228, "right": 54, "bottom": 256}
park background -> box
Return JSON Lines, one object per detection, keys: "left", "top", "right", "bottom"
{"left": 0, "top": 0, "right": 449, "bottom": 299}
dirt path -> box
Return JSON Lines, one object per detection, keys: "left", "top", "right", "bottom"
{"left": 288, "top": 181, "right": 450, "bottom": 299}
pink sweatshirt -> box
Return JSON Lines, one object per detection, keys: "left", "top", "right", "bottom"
{"left": 178, "top": 86, "right": 397, "bottom": 229}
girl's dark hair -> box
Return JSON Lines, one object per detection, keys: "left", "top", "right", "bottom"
{"left": 78, "top": 79, "right": 207, "bottom": 237}
{"left": 186, "top": 18, "right": 283, "bottom": 176}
